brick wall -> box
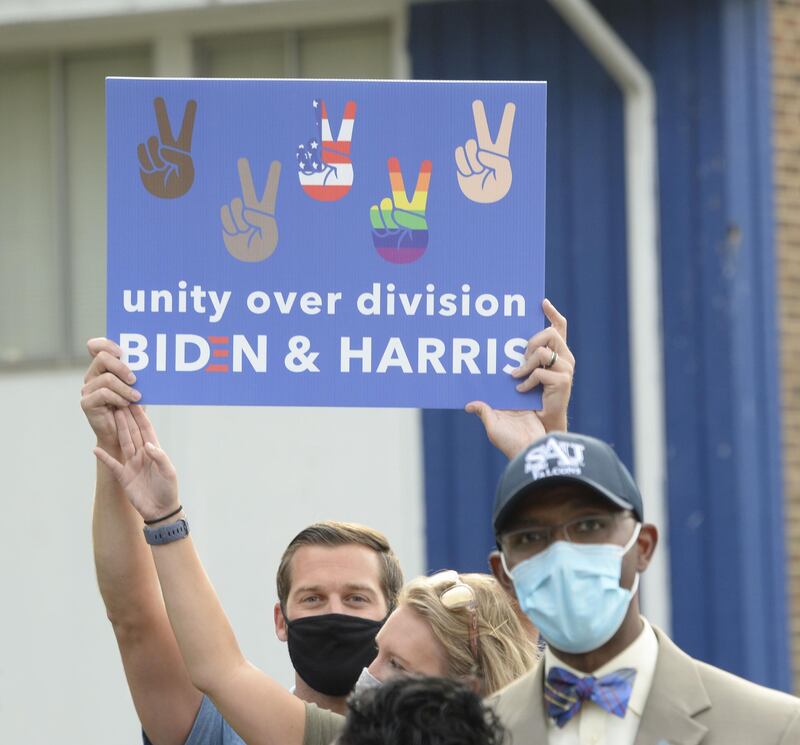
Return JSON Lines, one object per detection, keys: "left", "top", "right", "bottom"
{"left": 773, "top": 0, "right": 800, "bottom": 695}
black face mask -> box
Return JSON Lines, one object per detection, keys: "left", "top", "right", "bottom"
{"left": 285, "top": 612, "right": 384, "bottom": 697}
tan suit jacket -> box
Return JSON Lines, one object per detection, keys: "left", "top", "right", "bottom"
{"left": 490, "top": 627, "right": 800, "bottom": 745}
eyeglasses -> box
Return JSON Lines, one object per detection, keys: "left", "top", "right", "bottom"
{"left": 499, "top": 512, "right": 633, "bottom": 565}
{"left": 427, "top": 570, "right": 480, "bottom": 660}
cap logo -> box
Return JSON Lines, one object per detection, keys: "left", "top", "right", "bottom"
{"left": 524, "top": 437, "right": 586, "bottom": 481}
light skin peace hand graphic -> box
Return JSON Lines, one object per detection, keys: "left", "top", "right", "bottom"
{"left": 138, "top": 97, "right": 197, "bottom": 199}
{"left": 455, "top": 100, "right": 516, "bottom": 204}
{"left": 221, "top": 158, "right": 282, "bottom": 263}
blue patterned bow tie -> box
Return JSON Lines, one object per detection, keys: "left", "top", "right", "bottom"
{"left": 545, "top": 666, "right": 637, "bottom": 727}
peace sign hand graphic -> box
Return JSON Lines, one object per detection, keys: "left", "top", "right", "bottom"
{"left": 370, "top": 157, "right": 432, "bottom": 264}
{"left": 455, "top": 100, "right": 516, "bottom": 204}
{"left": 221, "top": 158, "right": 282, "bottom": 263}
{"left": 138, "top": 97, "right": 197, "bottom": 199}
{"left": 296, "top": 98, "right": 356, "bottom": 202}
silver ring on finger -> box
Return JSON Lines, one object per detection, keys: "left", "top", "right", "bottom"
{"left": 544, "top": 349, "right": 558, "bottom": 369}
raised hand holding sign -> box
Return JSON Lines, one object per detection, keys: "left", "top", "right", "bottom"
{"left": 466, "top": 299, "right": 574, "bottom": 458}
{"left": 370, "top": 157, "right": 432, "bottom": 264}
{"left": 137, "top": 97, "right": 197, "bottom": 199}
{"left": 94, "top": 406, "right": 179, "bottom": 523}
{"left": 456, "top": 100, "right": 515, "bottom": 204}
{"left": 221, "top": 158, "right": 282, "bottom": 263}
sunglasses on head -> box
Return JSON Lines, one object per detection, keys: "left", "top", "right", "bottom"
{"left": 427, "top": 570, "right": 480, "bottom": 660}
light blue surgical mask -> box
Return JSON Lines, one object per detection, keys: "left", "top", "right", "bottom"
{"left": 353, "top": 666, "right": 382, "bottom": 697}
{"left": 502, "top": 523, "right": 641, "bottom": 654}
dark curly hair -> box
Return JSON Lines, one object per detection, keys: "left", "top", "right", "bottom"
{"left": 339, "top": 676, "right": 506, "bottom": 745}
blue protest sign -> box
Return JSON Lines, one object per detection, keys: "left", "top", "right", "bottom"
{"left": 107, "top": 78, "right": 546, "bottom": 409}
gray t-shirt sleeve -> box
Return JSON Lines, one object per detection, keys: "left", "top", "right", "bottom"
{"left": 302, "top": 703, "right": 346, "bottom": 745}
{"left": 142, "top": 696, "right": 245, "bottom": 745}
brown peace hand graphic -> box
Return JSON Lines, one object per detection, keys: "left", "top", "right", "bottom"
{"left": 138, "top": 97, "right": 197, "bottom": 199}
{"left": 221, "top": 158, "right": 282, "bottom": 263}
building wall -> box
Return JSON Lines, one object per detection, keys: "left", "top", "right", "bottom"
{"left": 773, "top": 0, "right": 800, "bottom": 694}
{"left": 0, "top": 371, "right": 424, "bottom": 742}
{"left": 0, "top": 2, "right": 424, "bottom": 742}
{"left": 1, "top": 3, "right": 796, "bottom": 741}
{"left": 414, "top": 0, "right": 792, "bottom": 692}
{"left": 0, "top": 0, "right": 374, "bottom": 25}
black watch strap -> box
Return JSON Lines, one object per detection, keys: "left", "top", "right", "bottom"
{"left": 143, "top": 518, "right": 190, "bottom": 546}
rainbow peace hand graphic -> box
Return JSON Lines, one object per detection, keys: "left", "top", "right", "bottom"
{"left": 138, "top": 97, "right": 197, "bottom": 199}
{"left": 221, "top": 158, "right": 282, "bottom": 263}
{"left": 370, "top": 157, "right": 432, "bottom": 265}
{"left": 296, "top": 99, "right": 356, "bottom": 201}
{"left": 455, "top": 100, "right": 516, "bottom": 204}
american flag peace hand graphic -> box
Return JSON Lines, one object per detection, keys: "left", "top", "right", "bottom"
{"left": 296, "top": 98, "right": 356, "bottom": 202}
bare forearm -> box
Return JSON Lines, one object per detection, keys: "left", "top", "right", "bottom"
{"left": 92, "top": 405, "right": 304, "bottom": 745}
{"left": 151, "top": 534, "right": 246, "bottom": 691}
{"left": 93, "top": 454, "right": 203, "bottom": 745}
{"left": 83, "top": 351, "right": 205, "bottom": 744}
{"left": 93, "top": 455, "right": 162, "bottom": 624}
{"left": 150, "top": 533, "right": 305, "bottom": 745}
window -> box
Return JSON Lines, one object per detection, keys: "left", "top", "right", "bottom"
{"left": 0, "top": 58, "right": 57, "bottom": 363}
{"left": 298, "top": 24, "right": 391, "bottom": 79}
{"left": 0, "top": 48, "right": 151, "bottom": 364}
{"left": 196, "top": 23, "right": 391, "bottom": 79}
{"left": 196, "top": 32, "right": 286, "bottom": 78}
{"left": 65, "top": 49, "right": 152, "bottom": 358}
{"left": 0, "top": 19, "right": 392, "bottom": 366}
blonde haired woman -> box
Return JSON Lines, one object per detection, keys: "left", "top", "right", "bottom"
{"left": 96, "top": 406, "right": 540, "bottom": 745}
{"left": 374, "top": 572, "right": 537, "bottom": 696}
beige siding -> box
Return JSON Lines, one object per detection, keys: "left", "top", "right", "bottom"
{"left": 773, "top": 0, "right": 800, "bottom": 695}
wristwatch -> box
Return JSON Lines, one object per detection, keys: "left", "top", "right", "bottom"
{"left": 143, "top": 518, "right": 190, "bottom": 546}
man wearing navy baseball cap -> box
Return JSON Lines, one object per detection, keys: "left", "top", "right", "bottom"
{"left": 489, "top": 432, "right": 800, "bottom": 745}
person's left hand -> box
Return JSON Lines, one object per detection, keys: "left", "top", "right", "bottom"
{"left": 93, "top": 405, "right": 180, "bottom": 523}
{"left": 466, "top": 298, "right": 574, "bottom": 459}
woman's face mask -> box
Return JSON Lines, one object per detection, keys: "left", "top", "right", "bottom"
{"left": 353, "top": 666, "right": 383, "bottom": 696}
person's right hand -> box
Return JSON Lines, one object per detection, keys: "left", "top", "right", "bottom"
{"left": 80, "top": 338, "right": 141, "bottom": 451}
{"left": 94, "top": 406, "right": 180, "bottom": 523}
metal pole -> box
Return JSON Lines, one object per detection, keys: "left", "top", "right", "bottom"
{"left": 546, "top": 0, "right": 671, "bottom": 633}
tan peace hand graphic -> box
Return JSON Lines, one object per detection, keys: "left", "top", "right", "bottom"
{"left": 455, "top": 100, "right": 516, "bottom": 204}
{"left": 138, "top": 97, "right": 197, "bottom": 199}
{"left": 221, "top": 158, "right": 282, "bottom": 263}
